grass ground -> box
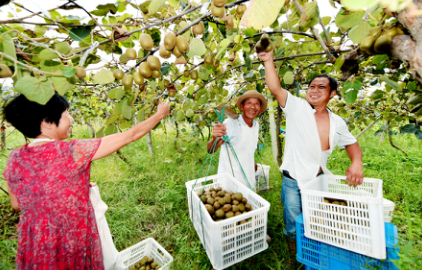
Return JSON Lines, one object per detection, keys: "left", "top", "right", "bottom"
{"left": 1, "top": 123, "right": 421, "bottom": 269}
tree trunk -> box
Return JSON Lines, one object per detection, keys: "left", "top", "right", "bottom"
{"left": 268, "top": 97, "right": 278, "bottom": 164}
{"left": 276, "top": 106, "right": 284, "bottom": 167}
{"left": 356, "top": 118, "right": 380, "bottom": 139}
{"left": 147, "top": 132, "right": 154, "bottom": 159}
{"left": 174, "top": 122, "right": 180, "bottom": 152}
{"left": 87, "top": 121, "right": 96, "bottom": 138}
{"left": 1, "top": 124, "right": 5, "bottom": 152}
{"left": 116, "top": 150, "right": 131, "bottom": 165}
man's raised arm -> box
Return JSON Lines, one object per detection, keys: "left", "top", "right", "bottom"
{"left": 258, "top": 51, "right": 288, "bottom": 107}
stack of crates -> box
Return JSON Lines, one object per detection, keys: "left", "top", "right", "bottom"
{"left": 296, "top": 214, "right": 400, "bottom": 270}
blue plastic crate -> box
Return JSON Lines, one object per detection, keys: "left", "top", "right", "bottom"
{"left": 296, "top": 214, "right": 400, "bottom": 270}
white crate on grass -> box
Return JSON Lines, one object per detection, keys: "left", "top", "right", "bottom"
{"left": 186, "top": 173, "right": 271, "bottom": 270}
{"left": 383, "top": 198, "right": 396, "bottom": 223}
{"left": 115, "top": 238, "right": 173, "bottom": 270}
{"left": 301, "top": 175, "right": 386, "bottom": 259}
{"left": 255, "top": 164, "right": 270, "bottom": 191}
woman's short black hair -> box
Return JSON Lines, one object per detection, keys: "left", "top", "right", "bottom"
{"left": 3, "top": 93, "right": 69, "bottom": 138}
{"left": 309, "top": 74, "right": 338, "bottom": 92}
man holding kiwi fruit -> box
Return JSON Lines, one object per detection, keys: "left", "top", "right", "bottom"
{"left": 258, "top": 50, "right": 364, "bottom": 263}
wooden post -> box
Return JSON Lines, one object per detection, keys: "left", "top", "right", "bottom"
{"left": 268, "top": 96, "right": 278, "bottom": 164}
{"left": 147, "top": 131, "right": 154, "bottom": 159}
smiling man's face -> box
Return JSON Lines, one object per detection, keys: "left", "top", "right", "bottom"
{"left": 239, "top": 97, "right": 261, "bottom": 121}
{"left": 306, "top": 77, "right": 336, "bottom": 106}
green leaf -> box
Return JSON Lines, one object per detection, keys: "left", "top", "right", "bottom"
{"left": 348, "top": 21, "right": 370, "bottom": 44}
{"left": 122, "top": 98, "right": 132, "bottom": 120}
{"left": 51, "top": 76, "right": 75, "bottom": 95}
{"left": 372, "top": 54, "right": 389, "bottom": 64}
{"left": 105, "top": 113, "right": 119, "bottom": 126}
{"left": 242, "top": 42, "right": 251, "bottom": 53}
{"left": 115, "top": 87, "right": 125, "bottom": 100}
{"left": 343, "top": 81, "right": 362, "bottom": 92}
{"left": 60, "top": 66, "right": 76, "bottom": 78}
{"left": 321, "top": 16, "right": 331, "bottom": 25}
{"left": 370, "top": 90, "right": 385, "bottom": 100}
{"left": 0, "top": 33, "right": 17, "bottom": 65}
{"left": 93, "top": 69, "right": 115, "bottom": 85}
{"left": 69, "top": 26, "right": 92, "bottom": 41}
{"left": 137, "top": 110, "right": 145, "bottom": 122}
{"left": 120, "top": 119, "right": 133, "bottom": 129}
{"left": 301, "top": 2, "right": 320, "bottom": 29}
{"left": 54, "top": 42, "right": 71, "bottom": 54}
{"left": 168, "top": 0, "right": 178, "bottom": 8}
{"left": 40, "top": 60, "right": 61, "bottom": 73}
{"left": 188, "top": 85, "right": 195, "bottom": 95}
{"left": 34, "top": 25, "right": 47, "bottom": 37}
{"left": 96, "top": 127, "right": 105, "bottom": 138}
{"left": 415, "top": 130, "right": 422, "bottom": 140}
{"left": 14, "top": 76, "right": 54, "bottom": 105}
{"left": 115, "top": 100, "right": 123, "bottom": 115}
{"left": 401, "top": 124, "right": 419, "bottom": 134}
{"left": 283, "top": 71, "right": 294, "bottom": 84}
{"left": 380, "top": 125, "right": 388, "bottom": 130}
{"left": 39, "top": 49, "right": 59, "bottom": 60}
{"left": 216, "top": 39, "right": 231, "bottom": 59}
{"left": 344, "top": 89, "right": 357, "bottom": 104}
{"left": 148, "top": 0, "right": 164, "bottom": 15}
{"left": 104, "top": 124, "right": 118, "bottom": 136}
{"left": 340, "top": 0, "right": 377, "bottom": 11}
{"left": 239, "top": 0, "right": 285, "bottom": 30}
{"left": 108, "top": 88, "right": 116, "bottom": 99}
{"left": 333, "top": 55, "right": 345, "bottom": 72}
{"left": 187, "top": 38, "right": 206, "bottom": 58}
{"left": 245, "top": 28, "right": 254, "bottom": 37}
{"left": 408, "top": 81, "right": 416, "bottom": 90}
{"left": 383, "top": 75, "right": 402, "bottom": 91}
{"left": 335, "top": 9, "right": 365, "bottom": 31}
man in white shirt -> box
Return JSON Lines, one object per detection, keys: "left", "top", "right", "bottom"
{"left": 207, "top": 90, "right": 267, "bottom": 190}
{"left": 258, "top": 51, "right": 364, "bottom": 250}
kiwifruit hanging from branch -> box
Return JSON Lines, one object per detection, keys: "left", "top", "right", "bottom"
{"left": 139, "top": 62, "right": 152, "bottom": 78}
{"left": 384, "top": 27, "right": 398, "bottom": 38}
{"left": 211, "top": 4, "right": 225, "bottom": 18}
{"left": 113, "top": 69, "right": 124, "bottom": 80}
{"left": 360, "top": 36, "right": 376, "bottom": 55}
{"left": 159, "top": 44, "right": 172, "bottom": 59}
{"left": 213, "top": 0, "right": 227, "bottom": 7}
{"left": 192, "top": 21, "right": 205, "bottom": 35}
{"left": 164, "top": 32, "right": 177, "bottom": 51}
{"left": 236, "top": 4, "right": 246, "bottom": 15}
{"left": 151, "top": 70, "right": 162, "bottom": 79}
{"left": 183, "top": 69, "right": 190, "bottom": 77}
{"left": 212, "top": 59, "right": 220, "bottom": 69}
{"left": 191, "top": 70, "right": 198, "bottom": 80}
{"left": 204, "top": 54, "right": 213, "bottom": 65}
{"left": 0, "top": 64, "right": 12, "bottom": 78}
{"left": 133, "top": 72, "right": 144, "bottom": 85}
{"left": 260, "top": 33, "right": 270, "bottom": 48}
{"left": 226, "top": 15, "right": 234, "bottom": 30}
{"left": 173, "top": 46, "right": 183, "bottom": 57}
{"left": 374, "top": 34, "right": 392, "bottom": 54}
{"left": 125, "top": 48, "right": 137, "bottom": 60}
{"left": 255, "top": 33, "right": 273, "bottom": 53}
{"left": 122, "top": 74, "right": 133, "bottom": 88}
{"left": 368, "top": 27, "right": 382, "bottom": 39}
{"left": 75, "top": 67, "right": 86, "bottom": 79}
{"left": 176, "top": 36, "right": 189, "bottom": 53}
{"left": 147, "top": 55, "right": 161, "bottom": 70}
{"left": 140, "top": 33, "right": 154, "bottom": 50}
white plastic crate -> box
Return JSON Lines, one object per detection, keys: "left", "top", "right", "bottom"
{"left": 255, "top": 164, "right": 270, "bottom": 191}
{"left": 186, "top": 173, "right": 271, "bottom": 270}
{"left": 115, "top": 238, "right": 173, "bottom": 270}
{"left": 301, "top": 175, "right": 386, "bottom": 259}
{"left": 383, "top": 198, "right": 395, "bottom": 223}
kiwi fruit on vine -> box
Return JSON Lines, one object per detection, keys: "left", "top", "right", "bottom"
{"left": 236, "top": 4, "right": 246, "bottom": 14}
{"left": 164, "top": 32, "right": 177, "bottom": 51}
{"left": 374, "top": 34, "right": 392, "bottom": 54}
{"left": 226, "top": 15, "right": 234, "bottom": 30}
{"left": 192, "top": 21, "right": 205, "bottom": 35}
{"left": 254, "top": 40, "right": 264, "bottom": 53}
{"left": 133, "top": 72, "right": 144, "bottom": 85}
{"left": 213, "top": 0, "right": 227, "bottom": 7}
{"left": 147, "top": 55, "right": 161, "bottom": 70}
{"left": 168, "top": 90, "right": 176, "bottom": 98}
{"left": 384, "top": 27, "right": 398, "bottom": 38}
{"left": 360, "top": 36, "right": 376, "bottom": 54}
{"left": 75, "top": 67, "right": 86, "bottom": 79}
{"left": 265, "top": 42, "right": 274, "bottom": 52}
{"left": 140, "top": 33, "right": 154, "bottom": 50}
{"left": 176, "top": 36, "right": 189, "bottom": 53}
{"left": 151, "top": 70, "right": 162, "bottom": 78}
{"left": 139, "top": 62, "right": 152, "bottom": 78}
{"left": 125, "top": 48, "right": 137, "bottom": 60}
{"left": 175, "top": 110, "right": 185, "bottom": 121}
{"left": 191, "top": 69, "right": 198, "bottom": 80}
{"left": 164, "top": 79, "right": 170, "bottom": 87}
{"left": 368, "top": 27, "right": 382, "bottom": 39}
{"left": 113, "top": 69, "right": 124, "bottom": 80}
{"left": 0, "top": 64, "right": 12, "bottom": 78}
{"left": 260, "top": 33, "right": 270, "bottom": 48}
{"left": 183, "top": 70, "right": 190, "bottom": 77}
{"left": 212, "top": 59, "right": 220, "bottom": 69}
{"left": 204, "top": 54, "right": 213, "bottom": 65}
{"left": 159, "top": 44, "right": 172, "bottom": 59}
{"left": 173, "top": 45, "right": 183, "bottom": 57}
{"left": 211, "top": 4, "right": 225, "bottom": 18}
{"left": 122, "top": 74, "right": 133, "bottom": 88}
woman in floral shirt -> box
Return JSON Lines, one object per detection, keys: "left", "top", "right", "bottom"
{"left": 3, "top": 93, "right": 169, "bottom": 269}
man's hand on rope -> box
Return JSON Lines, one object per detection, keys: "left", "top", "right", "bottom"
{"left": 212, "top": 123, "right": 227, "bottom": 140}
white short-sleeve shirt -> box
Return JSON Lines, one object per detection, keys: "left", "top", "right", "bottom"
{"left": 280, "top": 92, "right": 357, "bottom": 189}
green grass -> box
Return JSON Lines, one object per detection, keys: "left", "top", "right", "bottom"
{"left": 1, "top": 123, "right": 421, "bottom": 269}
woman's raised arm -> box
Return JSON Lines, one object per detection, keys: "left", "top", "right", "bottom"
{"left": 92, "top": 100, "right": 170, "bottom": 161}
